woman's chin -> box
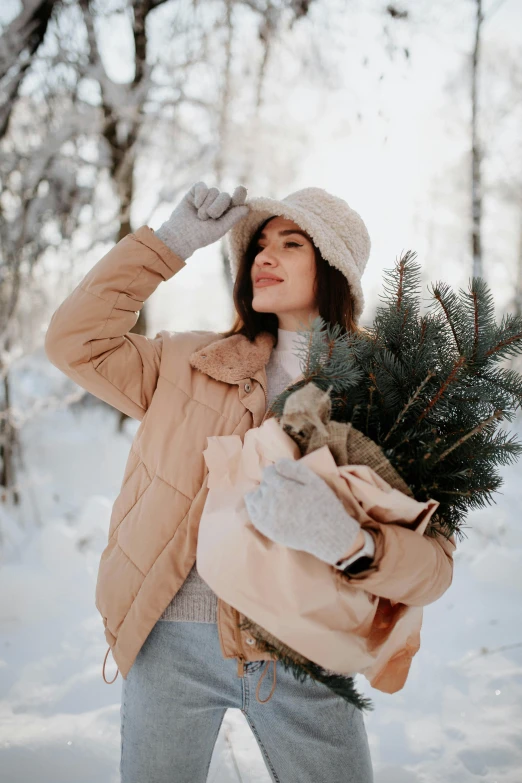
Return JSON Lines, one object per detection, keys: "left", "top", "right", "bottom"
{"left": 251, "top": 296, "right": 279, "bottom": 313}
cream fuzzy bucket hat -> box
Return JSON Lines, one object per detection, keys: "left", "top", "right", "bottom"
{"left": 226, "top": 186, "right": 371, "bottom": 323}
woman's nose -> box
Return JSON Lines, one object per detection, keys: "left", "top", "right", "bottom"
{"left": 256, "top": 249, "right": 277, "bottom": 264}
{"left": 255, "top": 260, "right": 279, "bottom": 275}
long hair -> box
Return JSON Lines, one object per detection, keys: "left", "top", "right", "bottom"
{"left": 220, "top": 216, "right": 359, "bottom": 344}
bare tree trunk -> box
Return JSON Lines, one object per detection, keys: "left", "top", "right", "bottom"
{"left": 215, "top": 0, "right": 237, "bottom": 300}
{"left": 0, "top": 1, "right": 97, "bottom": 499}
{"left": 0, "top": 339, "right": 20, "bottom": 505}
{"left": 471, "top": 0, "right": 484, "bottom": 279}
{"left": 220, "top": 3, "right": 278, "bottom": 305}
{"left": 0, "top": 0, "right": 58, "bottom": 138}
{"left": 77, "top": 0, "right": 161, "bottom": 429}
{"left": 514, "top": 214, "right": 522, "bottom": 318}
{"left": 218, "top": 0, "right": 315, "bottom": 309}
{"left": 215, "top": 0, "right": 234, "bottom": 190}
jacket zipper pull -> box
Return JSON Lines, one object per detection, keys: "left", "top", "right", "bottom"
{"left": 237, "top": 654, "right": 245, "bottom": 677}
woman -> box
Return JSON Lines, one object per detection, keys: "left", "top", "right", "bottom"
{"left": 45, "top": 182, "right": 453, "bottom": 782}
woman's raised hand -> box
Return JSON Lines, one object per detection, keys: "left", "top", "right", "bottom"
{"left": 154, "top": 182, "right": 249, "bottom": 261}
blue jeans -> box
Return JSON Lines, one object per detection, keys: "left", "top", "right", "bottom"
{"left": 120, "top": 619, "right": 374, "bottom": 782}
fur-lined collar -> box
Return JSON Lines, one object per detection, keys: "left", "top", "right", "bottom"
{"left": 189, "top": 330, "right": 276, "bottom": 384}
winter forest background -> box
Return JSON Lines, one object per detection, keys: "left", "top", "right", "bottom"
{"left": 1, "top": 0, "right": 522, "bottom": 781}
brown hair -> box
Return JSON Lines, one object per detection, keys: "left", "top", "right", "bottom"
{"left": 220, "top": 216, "right": 359, "bottom": 343}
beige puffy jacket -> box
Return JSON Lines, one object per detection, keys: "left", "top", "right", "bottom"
{"left": 44, "top": 226, "right": 456, "bottom": 702}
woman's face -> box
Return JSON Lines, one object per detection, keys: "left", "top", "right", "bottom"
{"left": 250, "top": 216, "right": 320, "bottom": 331}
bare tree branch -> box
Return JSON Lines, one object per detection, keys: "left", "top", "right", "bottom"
{"left": 0, "top": 0, "right": 59, "bottom": 137}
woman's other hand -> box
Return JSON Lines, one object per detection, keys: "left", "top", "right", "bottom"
{"left": 244, "top": 458, "right": 362, "bottom": 566}
{"left": 154, "top": 182, "right": 249, "bottom": 261}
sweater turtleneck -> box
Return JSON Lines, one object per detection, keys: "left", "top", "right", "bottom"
{"left": 265, "top": 328, "right": 307, "bottom": 405}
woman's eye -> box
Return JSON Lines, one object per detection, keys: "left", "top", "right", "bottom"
{"left": 255, "top": 241, "right": 302, "bottom": 251}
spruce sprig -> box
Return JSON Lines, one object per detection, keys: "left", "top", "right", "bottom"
{"left": 268, "top": 253, "right": 522, "bottom": 541}
{"left": 238, "top": 616, "right": 374, "bottom": 712}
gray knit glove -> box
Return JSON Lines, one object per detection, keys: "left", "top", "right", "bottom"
{"left": 155, "top": 182, "right": 249, "bottom": 261}
{"left": 244, "top": 458, "right": 361, "bottom": 566}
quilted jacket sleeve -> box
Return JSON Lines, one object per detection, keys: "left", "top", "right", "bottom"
{"left": 44, "top": 226, "right": 186, "bottom": 420}
{"left": 338, "top": 520, "right": 456, "bottom": 607}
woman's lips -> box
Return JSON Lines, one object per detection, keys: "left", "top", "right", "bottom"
{"left": 254, "top": 279, "right": 283, "bottom": 287}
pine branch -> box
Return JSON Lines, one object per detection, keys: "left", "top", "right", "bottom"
{"left": 484, "top": 328, "right": 522, "bottom": 359}
{"left": 383, "top": 371, "right": 435, "bottom": 443}
{"left": 473, "top": 288, "right": 479, "bottom": 360}
{"left": 431, "top": 409, "right": 504, "bottom": 463}
{"left": 237, "top": 616, "right": 373, "bottom": 711}
{"left": 417, "top": 356, "right": 466, "bottom": 422}
{"left": 429, "top": 281, "right": 464, "bottom": 354}
{"left": 268, "top": 253, "right": 522, "bottom": 537}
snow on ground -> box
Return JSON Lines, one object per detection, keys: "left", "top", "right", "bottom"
{"left": 1, "top": 352, "right": 521, "bottom": 782}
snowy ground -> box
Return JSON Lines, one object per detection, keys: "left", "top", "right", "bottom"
{"left": 1, "top": 352, "right": 521, "bottom": 783}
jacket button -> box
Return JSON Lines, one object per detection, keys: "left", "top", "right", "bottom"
{"left": 246, "top": 637, "right": 255, "bottom": 645}
{"left": 244, "top": 382, "right": 252, "bottom": 393}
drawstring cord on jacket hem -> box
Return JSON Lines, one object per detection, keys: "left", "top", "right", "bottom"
{"left": 255, "top": 659, "right": 277, "bottom": 703}
{"left": 102, "top": 644, "right": 119, "bottom": 684}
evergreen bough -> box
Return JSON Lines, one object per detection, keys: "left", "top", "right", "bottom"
{"left": 267, "top": 250, "right": 522, "bottom": 542}
{"left": 241, "top": 251, "right": 522, "bottom": 713}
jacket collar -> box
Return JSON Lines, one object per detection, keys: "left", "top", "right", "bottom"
{"left": 189, "top": 330, "right": 276, "bottom": 384}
